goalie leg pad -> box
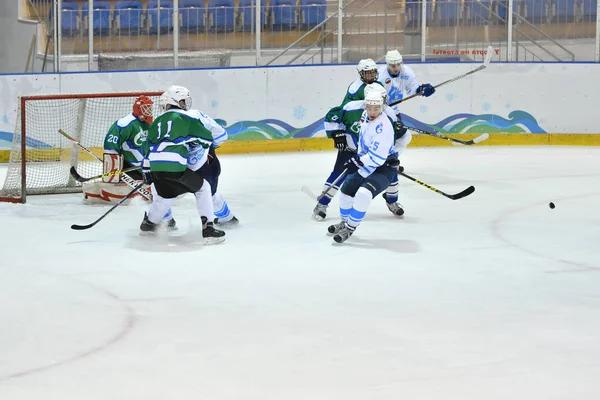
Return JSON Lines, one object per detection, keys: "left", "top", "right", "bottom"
{"left": 83, "top": 182, "right": 139, "bottom": 205}
{"left": 103, "top": 153, "right": 123, "bottom": 183}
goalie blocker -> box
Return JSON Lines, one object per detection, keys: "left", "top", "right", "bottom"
{"left": 83, "top": 153, "right": 149, "bottom": 205}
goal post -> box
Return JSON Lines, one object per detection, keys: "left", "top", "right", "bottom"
{"left": 0, "top": 91, "right": 163, "bottom": 203}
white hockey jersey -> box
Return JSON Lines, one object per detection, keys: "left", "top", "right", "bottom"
{"left": 377, "top": 64, "right": 421, "bottom": 113}
{"left": 356, "top": 111, "right": 397, "bottom": 178}
{"left": 186, "top": 109, "right": 228, "bottom": 171}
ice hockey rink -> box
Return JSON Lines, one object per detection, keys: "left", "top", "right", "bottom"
{"left": 1, "top": 145, "right": 599, "bottom": 400}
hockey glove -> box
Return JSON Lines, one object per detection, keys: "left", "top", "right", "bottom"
{"left": 416, "top": 83, "right": 435, "bottom": 97}
{"left": 394, "top": 121, "right": 408, "bottom": 139}
{"left": 141, "top": 159, "right": 152, "bottom": 185}
{"left": 331, "top": 130, "right": 348, "bottom": 151}
{"left": 344, "top": 155, "right": 364, "bottom": 174}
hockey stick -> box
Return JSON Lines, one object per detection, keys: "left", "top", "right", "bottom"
{"left": 401, "top": 124, "right": 489, "bottom": 145}
{"left": 70, "top": 165, "right": 140, "bottom": 183}
{"left": 390, "top": 45, "right": 494, "bottom": 107}
{"left": 301, "top": 168, "right": 349, "bottom": 201}
{"left": 71, "top": 182, "right": 145, "bottom": 230}
{"left": 397, "top": 167, "right": 475, "bottom": 200}
{"left": 57, "top": 129, "right": 152, "bottom": 201}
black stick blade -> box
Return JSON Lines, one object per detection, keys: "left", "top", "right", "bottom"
{"left": 71, "top": 223, "right": 95, "bottom": 230}
{"left": 449, "top": 185, "right": 475, "bottom": 200}
{"left": 70, "top": 166, "right": 88, "bottom": 183}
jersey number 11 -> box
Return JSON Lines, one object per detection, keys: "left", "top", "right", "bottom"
{"left": 156, "top": 120, "right": 172, "bottom": 140}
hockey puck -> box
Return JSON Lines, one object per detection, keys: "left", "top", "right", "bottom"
{"left": 549, "top": 202, "right": 555, "bottom": 209}
{"left": 398, "top": 166, "right": 405, "bottom": 173}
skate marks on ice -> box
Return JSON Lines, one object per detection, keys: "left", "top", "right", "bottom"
{"left": 125, "top": 223, "right": 209, "bottom": 253}
{"left": 334, "top": 235, "right": 421, "bottom": 254}
{"left": 490, "top": 193, "right": 600, "bottom": 273}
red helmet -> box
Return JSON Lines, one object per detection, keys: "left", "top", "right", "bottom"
{"left": 133, "top": 95, "right": 154, "bottom": 124}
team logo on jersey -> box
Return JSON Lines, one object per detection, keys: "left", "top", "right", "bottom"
{"left": 385, "top": 78, "right": 391, "bottom": 84}
{"left": 133, "top": 129, "right": 148, "bottom": 147}
{"left": 376, "top": 123, "right": 383, "bottom": 134}
{"left": 350, "top": 121, "right": 361, "bottom": 134}
{"left": 331, "top": 115, "right": 339, "bottom": 121}
{"left": 401, "top": 76, "right": 409, "bottom": 80}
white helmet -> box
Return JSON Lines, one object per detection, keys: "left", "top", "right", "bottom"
{"left": 364, "top": 83, "right": 388, "bottom": 104}
{"left": 385, "top": 50, "right": 403, "bottom": 65}
{"left": 160, "top": 85, "right": 192, "bottom": 111}
{"left": 365, "top": 90, "right": 384, "bottom": 107}
{"left": 356, "top": 58, "right": 377, "bottom": 72}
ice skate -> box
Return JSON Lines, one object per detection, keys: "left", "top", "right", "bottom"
{"left": 383, "top": 193, "right": 404, "bottom": 217}
{"left": 333, "top": 223, "right": 355, "bottom": 244}
{"left": 312, "top": 203, "right": 328, "bottom": 221}
{"left": 202, "top": 216, "right": 226, "bottom": 245}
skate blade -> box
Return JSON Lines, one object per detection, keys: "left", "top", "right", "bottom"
{"left": 204, "top": 236, "right": 226, "bottom": 245}
{"left": 312, "top": 213, "right": 326, "bottom": 222}
{"left": 215, "top": 220, "right": 240, "bottom": 229}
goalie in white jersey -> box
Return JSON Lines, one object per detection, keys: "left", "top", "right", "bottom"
{"left": 327, "top": 89, "right": 399, "bottom": 244}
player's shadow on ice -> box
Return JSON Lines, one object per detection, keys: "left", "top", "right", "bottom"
{"left": 342, "top": 237, "right": 420, "bottom": 254}
{"left": 124, "top": 229, "right": 206, "bottom": 253}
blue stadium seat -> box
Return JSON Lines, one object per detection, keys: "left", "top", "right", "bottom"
{"left": 238, "top": 0, "right": 268, "bottom": 31}
{"left": 147, "top": 0, "right": 174, "bottom": 34}
{"left": 467, "top": 0, "right": 493, "bottom": 23}
{"left": 181, "top": 0, "right": 206, "bottom": 32}
{"left": 271, "top": 0, "right": 297, "bottom": 30}
{"left": 300, "top": 0, "right": 326, "bottom": 29}
{"left": 114, "top": 1, "right": 143, "bottom": 34}
{"left": 208, "top": 0, "right": 235, "bottom": 33}
{"left": 524, "top": 0, "right": 547, "bottom": 22}
{"left": 61, "top": 2, "right": 79, "bottom": 37}
{"left": 552, "top": 0, "right": 576, "bottom": 21}
{"left": 581, "top": 0, "right": 597, "bottom": 19}
{"left": 82, "top": 2, "right": 111, "bottom": 36}
{"left": 405, "top": 0, "right": 433, "bottom": 28}
{"left": 438, "top": 0, "right": 461, "bottom": 26}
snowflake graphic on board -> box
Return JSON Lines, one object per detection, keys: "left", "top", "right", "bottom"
{"left": 293, "top": 105, "right": 307, "bottom": 120}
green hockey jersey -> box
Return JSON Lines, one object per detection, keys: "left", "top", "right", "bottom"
{"left": 341, "top": 78, "right": 385, "bottom": 106}
{"left": 103, "top": 113, "right": 150, "bottom": 167}
{"left": 144, "top": 109, "right": 214, "bottom": 173}
{"left": 324, "top": 100, "right": 398, "bottom": 151}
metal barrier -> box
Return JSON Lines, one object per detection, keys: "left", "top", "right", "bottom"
{"left": 25, "top": 0, "right": 600, "bottom": 70}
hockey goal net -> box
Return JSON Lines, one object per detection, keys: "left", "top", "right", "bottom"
{"left": 0, "top": 91, "right": 163, "bottom": 203}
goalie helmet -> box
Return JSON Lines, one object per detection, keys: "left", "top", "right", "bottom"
{"left": 356, "top": 59, "right": 378, "bottom": 84}
{"left": 160, "top": 85, "right": 192, "bottom": 111}
{"left": 132, "top": 95, "right": 154, "bottom": 124}
{"left": 364, "top": 83, "right": 388, "bottom": 105}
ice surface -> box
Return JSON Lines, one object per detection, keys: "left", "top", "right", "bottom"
{"left": 1, "top": 146, "right": 600, "bottom": 400}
